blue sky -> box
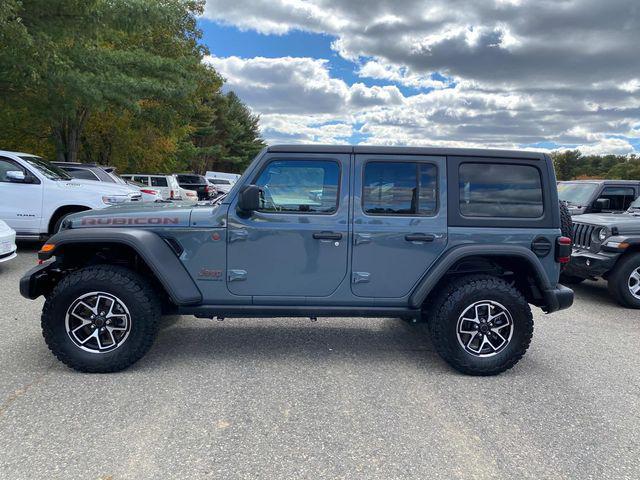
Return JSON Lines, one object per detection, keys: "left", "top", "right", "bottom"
{"left": 198, "top": 1, "right": 640, "bottom": 154}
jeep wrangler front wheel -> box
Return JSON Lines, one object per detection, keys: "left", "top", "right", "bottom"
{"left": 607, "top": 253, "right": 640, "bottom": 309}
{"left": 41, "top": 265, "right": 161, "bottom": 372}
{"left": 428, "top": 275, "right": 533, "bottom": 376}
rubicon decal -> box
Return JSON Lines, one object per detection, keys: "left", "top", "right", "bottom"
{"left": 80, "top": 217, "right": 180, "bottom": 226}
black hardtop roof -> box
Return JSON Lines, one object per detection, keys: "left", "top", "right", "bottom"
{"left": 559, "top": 179, "right": 640, "bottom": 185}
{"left": 267, "top": 144, "right": 547, "bottom": 160}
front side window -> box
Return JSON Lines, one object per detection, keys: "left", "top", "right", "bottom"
{"left": 0, "top": 158, "right": 26, "bottom": 182}
{"left": 459, "top": 163, "right": 543, "bottom": 218}
{"left": 254, "top": 160, "right": 340, "bottom": 213}
{"left": 363, "top": 162, "right": 437, "bottom": 215}
{"left": 598, "top": 187, "right": 636, "bottom": 211}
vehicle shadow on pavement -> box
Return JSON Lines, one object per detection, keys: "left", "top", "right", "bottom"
{"left": 569, "top": 280, "right": 620, "bottom": 308}
{"left": 146, "top": 320, "right": 447, "bottom": 370}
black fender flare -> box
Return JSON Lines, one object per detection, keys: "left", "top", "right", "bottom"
{"left": 409, "top": 244, "right": 553, "bottom": 308}
{"left": 34, "top": 228, "right": 202, "bottom": 305}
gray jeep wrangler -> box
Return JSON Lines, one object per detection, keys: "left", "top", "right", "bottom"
{"left": 562, "top": 196, "right": 640, "bottom": 308}
{"left": 20, "top": 146, "right": 574, "bottom": 375}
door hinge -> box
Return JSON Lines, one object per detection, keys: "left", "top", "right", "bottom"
{"left": 228, "top": 229, "right": 248, "bottom": 243}
{"left": 228, "top": 269, "right": 247, "bottom": 282}
{"left": 352, "top": 272, "right": 371, "bottom": 284}
{"left": 354, "top": 233, "right": 372, "bottom": 245}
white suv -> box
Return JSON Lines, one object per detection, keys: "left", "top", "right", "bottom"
{"left": 0, "top": 150, "right": 140, "bottom": 238}
{"left": 120, "top": 174, "right": 197, "bottom": 203}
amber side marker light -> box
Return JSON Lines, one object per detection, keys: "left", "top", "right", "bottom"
{"left": 40, "top": 243, "right": 55, "bottom": 253}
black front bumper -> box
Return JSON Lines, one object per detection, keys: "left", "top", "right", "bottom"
{"left": 563, "top": 249, "right": 620, "bottom": 279}
{"left": 19, "top": 262, "right": 56, "bottom": 299}
{"left": 542, "top": 284, "right": 574, "bottom": 313}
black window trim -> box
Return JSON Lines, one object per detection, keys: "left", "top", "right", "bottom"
{"left": 447, "top": 156, "right": 553, "bottom": 229}
{"left": 360, "top": 159, "right": 440, "bottom": 218}
{"left": 250, "top": 157, "right": 342, "bottom": 216}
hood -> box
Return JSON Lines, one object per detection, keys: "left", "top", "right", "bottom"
{"left": 65, "top": 201, "right": 197, "bottom": 229}
{"left": 57, "top": 178, "right": 136, "bottom": 195}
{"left": 574, "top": 212, "right": 640, "bottom": 234}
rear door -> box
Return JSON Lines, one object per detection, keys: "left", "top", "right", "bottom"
{"left": 351, "top": 154, "right": 447, "bottom": 298}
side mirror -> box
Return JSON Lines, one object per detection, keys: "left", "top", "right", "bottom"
{"left": 593, "top": 198, "right": 610, "bottom": 211}
{"left": 237, "top": 184, "right": 260, "bottom": 213}
{"left": 6, "top": 170, "right": 26, "bottom": 183}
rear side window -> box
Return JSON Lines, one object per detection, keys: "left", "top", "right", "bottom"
{"left": 132, "top": 176, "right": 149, "bottom": 185}
{"left": 150, "top": 177, "right": 168, "bottom": 187}
{"left": 459, "top": 163, "right": 543, "bottom": 218}
{"left": 176, "top": 174, "right": 205, "bottom": 184}
{"left": 363, "top": 162, "right": 437, "bottom": 215}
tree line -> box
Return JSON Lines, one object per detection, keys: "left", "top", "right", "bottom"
{"left": 0, "top": 0, "right": 265, "bottom": 175}
{"left": 552, "top": 151, "right": 640, "bottom": 181}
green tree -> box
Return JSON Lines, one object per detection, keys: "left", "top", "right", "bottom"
{"left": 552, "top": 150, "right": 579, "bottom": 181}
{"left": 0, "top": 0, "right": 208, "bottom": 162}
{"left": 187, "top": 91, "right": 266, "bottom": 174}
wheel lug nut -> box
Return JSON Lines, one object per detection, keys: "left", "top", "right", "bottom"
{"left": 91, "top": 324, "right": 96, "bottom": 329}
{"left": 100, "top": 327, "right": 106, "bottom": 332}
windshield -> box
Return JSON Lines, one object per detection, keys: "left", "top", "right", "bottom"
{"left": 208, "top": 178, "right": 231, "bottom": 185}
{"left": 557, "top": 182, "right": 599, "bottom": 206}
{"left": 106, "top": 170, "right": 127, "bottom": 185}
{"left": 19, "top": 156, "right": 72, "bottom": 181}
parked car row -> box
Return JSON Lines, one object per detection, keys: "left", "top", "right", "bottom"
{"left": 560, "top": 180, "right": 640, "bottom": 309}
{"left": 0, "top": 149, "right": 238, "bottom": 244}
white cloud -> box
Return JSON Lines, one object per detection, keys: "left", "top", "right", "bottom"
{"left": 203, "top": 0, "right": 640, "bottom": 153}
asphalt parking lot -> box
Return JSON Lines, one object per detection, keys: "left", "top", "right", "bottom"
{"left": 1, "top": 245, "right": 639, "bottom": 480}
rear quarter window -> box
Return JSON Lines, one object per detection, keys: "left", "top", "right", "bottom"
{"left": 459, "top": 163, "right": 543, "bottom": 218}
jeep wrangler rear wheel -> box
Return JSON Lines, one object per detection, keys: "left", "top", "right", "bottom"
{"left": 607, "top": 253, "right": 640, "bottom": 309}
{"left": 428, "top": 275, "right": 533, "bottom": 376}
{"left": 42, "top": 265, "right": 161, "bottom": 372}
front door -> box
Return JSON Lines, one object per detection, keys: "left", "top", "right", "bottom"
{"left": 226, "top": 153, "right": 350, "bottom": 297}
{"left": 0, "top": 156, "right": 43, "bottom": 234}
{"left": 351, "top": 154, "right": 447, "bottom": 298}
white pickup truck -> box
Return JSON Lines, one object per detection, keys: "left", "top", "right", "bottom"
{"left": 0, "top": 150, "right": 140, "bottom": 238}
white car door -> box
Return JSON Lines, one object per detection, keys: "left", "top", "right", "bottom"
{"left": 0, "top": 156, "right": 44, "bottom": 234}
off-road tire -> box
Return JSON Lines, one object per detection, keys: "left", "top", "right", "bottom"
{"left": 559, "top": 201, "right": 573, "bottom": 271}
{"left": 607, "top": 253, "right": 640, "bottom": 309}
{"left": 559, "top": 273, "right": 585, "bottom": 285}
{"left": 42, "top": 265, "right": 161, "bottom": 372}
{"left": 559, "top": 201, "right": 573, "bottom": 240}
{"left": 428, "top": 275, "right": 534, "bottom": 376}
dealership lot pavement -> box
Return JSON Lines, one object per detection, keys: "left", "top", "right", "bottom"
{"left": 1, "top": 245, "right": 639, "bottom": 480}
